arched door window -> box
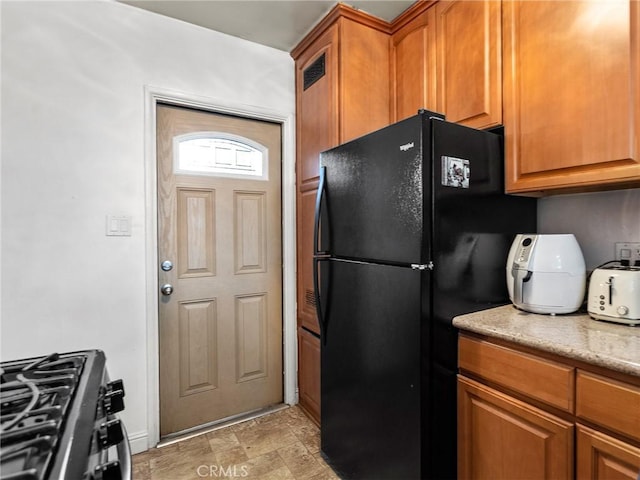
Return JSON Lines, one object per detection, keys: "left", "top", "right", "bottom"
{"left": 174, "top": 132, "right": 268, "bottom": 180}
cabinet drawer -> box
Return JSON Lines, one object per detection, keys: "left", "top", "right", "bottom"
{"left": 459, "top": 336, "right": 574, "bottom": 412}
{"left": 576, "top": 370, "right": 640, "bottom": 442}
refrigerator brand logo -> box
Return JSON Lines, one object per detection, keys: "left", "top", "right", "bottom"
{"left": 399, "top": 142, "right": 415, "bottom": 152}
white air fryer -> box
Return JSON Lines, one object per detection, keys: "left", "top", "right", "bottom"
{"left": 506, "top": 234, "right": 586, "bottom": 314}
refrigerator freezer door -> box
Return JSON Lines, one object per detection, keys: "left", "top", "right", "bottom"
{"left": 320, "top": 259, "right": 426, "bottom": 479}
{"left": 430, "top": 120, "right": 536, "bottom": 334}
{"left": 319, "top": 113, "right": 438, "bottom": 265}
{"left": 432, "top": 120, "right": 507, "bottom": 314}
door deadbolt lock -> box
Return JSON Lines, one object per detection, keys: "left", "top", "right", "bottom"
{"left": 161, "top": 260, "right": 173, "bottom": 272}
{"left": 160, "top": 284, "right": 173, "bottom": 296}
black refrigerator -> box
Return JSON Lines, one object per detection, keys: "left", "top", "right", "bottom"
{"left": 313, "top": 110, "right": 537, "bottom": 479}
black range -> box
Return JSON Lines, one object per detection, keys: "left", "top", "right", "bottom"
{"left": 0, "top": 350, "right": 130, "bottom": 480}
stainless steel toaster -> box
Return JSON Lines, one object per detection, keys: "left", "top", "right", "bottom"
{"left": 588, "top": 266, "right": 640, "bottom": 326}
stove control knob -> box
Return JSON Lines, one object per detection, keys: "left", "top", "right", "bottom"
{"left": 617, "top": 305, "right": 629, "bottom": 316}
{"left": 104, "top": 389, "right": 125, "bottom": 415}
{"left": 107, "top": 379, "right": 126, "bottom": 397}
{"left": 98, "top": 418, "right": 124, "bottom": 449}
{"left": 93, "top": 460, "right": 121, "bottom": 480}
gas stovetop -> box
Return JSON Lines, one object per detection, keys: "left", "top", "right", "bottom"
{"left": 1, "top": 352, "right": 85, "bottom": 478}
{"left": 0, "top": 351, "right": 128, "bottom": 480}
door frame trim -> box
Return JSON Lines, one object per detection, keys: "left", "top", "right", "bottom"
{"left": 143, "top": 85, "right": 297, "bottom": 448}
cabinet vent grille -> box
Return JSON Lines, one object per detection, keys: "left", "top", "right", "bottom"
{"left": 303, "top": 54, "right": 325, "bottom": 91}
{"left": 305, "top": 289, "right": 316, "bottom": 307}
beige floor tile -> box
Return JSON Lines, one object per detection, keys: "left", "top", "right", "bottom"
{"left": 236, "top": 424, "right": 300, "bottom": 459}
{"left": 177, "top": 434, "right": 212, "bottom": 453}
{"left": 310, "top": 454, "right": 342, "bottom": 479}
{"left": 132, "top": 406, "right": 338, "bottom": 480}
{"left": 290, "top": 423, "right": 321, "bottom": 455}
{"left": 307, "top": 468, "right": 341, "bottom": 480}
{"left": 131, "top": 456, "right": 151, "bottom": 480}
{"left": 277, "top": 441, "right": 325, "bottom": 479}
{"left": 312, "top": 452, "right": 330, "bottom": 470}
{"left": 207, "top": 429, "right": 241, "bottom": 453}
{"left": 215, "top": 444, "right": 249, "bottom": 466}
{"left": 258, "top": 465, "right": 297, "bottom": 479}
{"left": 235, "top": 450, "right": 287, "bottom": 478}
{"left": 231, "top": 418, "right": 258, "bottom": 433}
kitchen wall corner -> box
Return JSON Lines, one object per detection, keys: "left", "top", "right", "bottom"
{"left": 538, "top": 188, "right": 640, "bottom": 270}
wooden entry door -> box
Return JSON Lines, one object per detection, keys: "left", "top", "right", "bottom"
{"left": 157, "top": 104, "right": 283, "bottom": 437}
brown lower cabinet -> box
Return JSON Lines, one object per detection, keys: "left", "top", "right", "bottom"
{"left": 297, "top": 327, "right": 321, "bottom": 424}
{"left": 458, "top": 334, "right": 640, "bottom": 480}
{"left": 458, "top": 376, "right": 574, "bottom": 479}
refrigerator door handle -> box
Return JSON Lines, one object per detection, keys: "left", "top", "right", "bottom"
{"left": 314, "top": 166, "right": 329, "bottom": 257}
{"left": 313, "top": 256, "right": 327, "bottom": 344}
{"left": 314, "top": 166, "right": 329, "bottom": 343}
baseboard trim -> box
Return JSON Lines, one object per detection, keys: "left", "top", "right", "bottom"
{"left": 128, "top": 430, "right": 149, "bottom": 455}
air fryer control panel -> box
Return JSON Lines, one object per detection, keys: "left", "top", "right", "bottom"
{"left": 514, "top": 235, "right": 536, "bottom": 266}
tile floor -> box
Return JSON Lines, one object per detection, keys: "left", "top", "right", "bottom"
{"left": 132, "top": 406, "right": 340, "bottom": 480}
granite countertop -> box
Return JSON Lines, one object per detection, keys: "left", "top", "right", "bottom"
{"left": 453, "top": 304, "right": 640, "bottom": 377}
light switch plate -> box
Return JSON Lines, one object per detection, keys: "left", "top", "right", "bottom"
{"left": 106, "top": 215, "right": 132, "bottom": 236}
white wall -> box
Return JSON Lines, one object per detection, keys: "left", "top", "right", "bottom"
{"left": 1, "top": 0, "right": 294, "bottom": 453}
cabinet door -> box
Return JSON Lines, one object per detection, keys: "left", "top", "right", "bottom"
{"left": 503, "top": 1, "right": 640, "bottom": 193}
{"left": 577, "top": 424, "right": 640, "bottom": 480}
{"left": 297, "top": 327, "right": 321, "bottom": 424}
{"left": 391, "top": 6, "right": 437, "bottom": 122}
{"left": 339, "top": 17, "right": 391, "bottom": 142}
{"left": 458, "top": 376, "right": 573, "bottom": 480}
{"left": 296, "top": 25, "right": 339, "bottom": 184}
{"left": 435, "top": 0, "right": 502, "bottom": 129}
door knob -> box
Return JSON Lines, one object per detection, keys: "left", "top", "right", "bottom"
{"left": 160, "top": 284, "right": 173, "bottom": 296}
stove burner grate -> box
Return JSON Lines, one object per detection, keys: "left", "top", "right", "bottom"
{"left": 0, "top": 353, "right": 86, "bottom": 480}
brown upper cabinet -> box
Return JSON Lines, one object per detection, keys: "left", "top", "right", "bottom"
{"left": 390, "top": 2, "right": 437, "bottom": 121}
{"left": 292, "top": 5, "right": 391, "bottom": 186}
{"left": 434, "top": 0, "right": 502, "bottom": 129}
{"left": 503, "top": 0, "right": 640, "bottom": 194}
{"left": 294, "top": 24, "right": 338, "bottom": 187}
{"left": 390, "top": 0, "right": 502, "bottom": 129}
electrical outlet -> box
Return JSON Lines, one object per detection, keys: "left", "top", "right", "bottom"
{"left": 614, "top": 242, "right": 640, "bottom": 266}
